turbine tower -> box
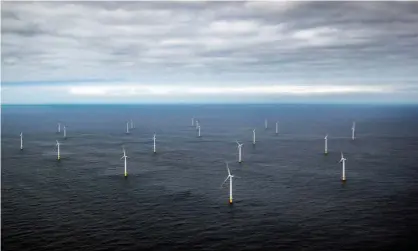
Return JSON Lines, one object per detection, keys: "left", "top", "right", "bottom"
{"left": 324, "top": 134, "right": 328, "bottom": 155}
{"left": 236, "top": 141, "right": 243, "bottom": 163}
{"left": 221, "top": 162, "right": 235, "bottom": 204}
{"left": 252, "top": 129, "right": 256, "bottom": 145}
{"left": 197, "top": 125, "right": 201, "bottom": 137}
{"left": 126, "top": 122, "right": 130, "bottom": 134}
{"left": 58, "top": 123, "right": 61, "bottom": 133}
{"left": 56, "top": 140, "right": 61, "bottom": 160}
{"left": 351, "top": 122, "right": 356, "bottom": 140}
{"left": 63, "top": 125, "right": 67, "bottom": 139}
{"left": 121, "top": 147, "right": 128, "bottom": 177}
{"left": 153, "top": 133, "right": 156, "bottom": 153}
{"left": 339, "top": 152, "right": 347, "bottom": 182}
{"left": 275, "top": 121, "right": 279, "bottom": 135}
{"left": 130, "top": 119, "right": 134, "bottom": 129}
{"left": 20, "top": 132, "right": 23, "bottom": 150}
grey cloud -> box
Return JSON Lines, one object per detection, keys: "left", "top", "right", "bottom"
{"left": 1, "top": 1, "right": 418, "bottom": 86}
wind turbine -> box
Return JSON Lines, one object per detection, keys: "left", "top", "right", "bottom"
{"left": 324, "top": 134, "right": 328, "bottom": 155}
{"left": 265, "top": 119, "right": 268, "bottom": 129}
{"left": 275, "top": 121, "right": 279, "bottom": 135}
{"left": 221, "top": 162, "right": 235, "bottom": 204}
{"left": 339, "top": 152, "right": 347, "bottom": 182}
{"left": 153, "top": 133, "right": 156, "bottom": 153}
{"left": 126, "top": 122, "right": 130, "bottom": 134}
{"left": 252, "top": 129, "right": 256, "bottom": 145}
{"left": 57, "top": 123, "right": 61, "bottom": 133}
{"left": 121, "top": 147, "right": 128, "bottom": 177}
{"left": 236, "top": 141, "right": 243, "bottom": 163}
{"left": 63, "top": 125, "right": 67, "bottom": 139}
{"left": 197, "top": 125, "right": 201, "bottom": 137}
{"left": 56, "top": 140, "right": 61, "bottom": 160}
{"left": 351, "top": 122, "right": 356, "bottom": 140}
{"left": 20, "top": 132, "right": 23, "bottom": 150}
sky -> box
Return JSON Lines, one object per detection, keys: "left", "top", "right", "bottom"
{"left": 1, "top": 1, "right": 418, "bottom": 104}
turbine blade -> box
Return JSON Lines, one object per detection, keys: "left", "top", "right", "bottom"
{"left": 221, "top": 176, "right": 230, "bottom": 188}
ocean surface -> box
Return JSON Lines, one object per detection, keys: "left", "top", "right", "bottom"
{"left": 2, "top": 104, "right": 418, "bottom": 251}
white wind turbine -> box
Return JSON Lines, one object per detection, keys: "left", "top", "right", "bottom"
{"left": 57, "top": 123, "right": 61, "bottom": 133}
{"left": 63, "top": 125, "right": 67, "bottom": 139}
{"left": 153, "top": 133, "right": 156, "bottom": 153}
{"left": 275, "top": 121, "right": 279, "bottom": 135}
{"left": 221, "top": 162, "right": 235, "bottom": 204}
{"left": 324, "top": 134, "right": 328, "bottom": 155}
{"left": 339, "top": 152, "right": 347, "bottom": 182}
{"left": 20, "top": 132, "right": 23, "bottom": 150}
{"left": 56, "top": 140, "right": 61, "bottom": 160}
{"left": 351, "top": 122, "right": 356, "bottom": 140}
{"left": 121, "top": 147, "right": 128, "bottom": 177}
{"left": 197, "top": 125, "right": 201, "bottom": 137}
{"left": 252, "top": 129, "right": 256, "bottom": 145}
{"left": 236, "top": 141, "right": 243, "bottom": 163}
{"left": 126, "top": 122, "right": 130, "bottom": 134}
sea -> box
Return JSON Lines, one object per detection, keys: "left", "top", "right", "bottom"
{"left": 2, "top": 104, "right": 418, "bottom": 251}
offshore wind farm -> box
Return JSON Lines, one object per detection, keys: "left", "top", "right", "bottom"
{"left": 2, "top": 1, "right": 418, "bottom": 251}
{"left": 2, "top": 104, "right": 418, "bottom": 250}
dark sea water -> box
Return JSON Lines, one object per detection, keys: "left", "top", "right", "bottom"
{"left": 2, "top": 104, "right": 418, "bottom": 251}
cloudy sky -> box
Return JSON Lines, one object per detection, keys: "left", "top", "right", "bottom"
{"left": 1, "top": 1, "right": 418, "bottom": 104}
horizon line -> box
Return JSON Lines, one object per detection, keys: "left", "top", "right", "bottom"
{"left": 2, "top": 102, "right": 418, "bottom": 106}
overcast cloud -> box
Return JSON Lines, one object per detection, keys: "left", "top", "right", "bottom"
{"left": 1, "top": 1, "right": 418, "bottom": 104}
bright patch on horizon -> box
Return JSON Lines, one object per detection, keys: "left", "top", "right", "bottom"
{"left": 68, "top": 84, "right": 392, "bottom": 97}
